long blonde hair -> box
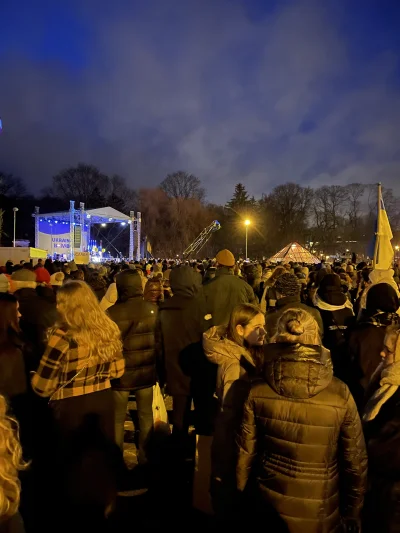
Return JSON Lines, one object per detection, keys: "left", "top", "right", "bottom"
{"left": 0, "top": 395, "right": 29, "bottom": 519}
{"left": 274, "top": 308, "right": 321, "bottom": 346}
{"left": 56, "top": 280, "right": 122, "bottom": 362}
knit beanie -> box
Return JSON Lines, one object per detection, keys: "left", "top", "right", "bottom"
{"left": 317, "top": 274, "right": 346, "bottom": 306}
{"left": 11, "top": 269, "right": 36, "bottom": 282}
{"left": 274, "top": 273, "right": 300, "bottom": 297}
{"left": 215, "top": 249, "right": 235, "bottom": 268}
{"left": 35, "top": 267, "right": 51, "bottom": 284}
{"left": 50, "top": 272, "right": 65, "bottom": 287}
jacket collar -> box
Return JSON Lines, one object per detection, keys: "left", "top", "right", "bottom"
{"left": 276, "top": 295, "right": 301, "bottom": 309}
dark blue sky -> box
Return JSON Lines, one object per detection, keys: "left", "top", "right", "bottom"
{"left": 1, "top": 0, "right": 400, "bottom": 203}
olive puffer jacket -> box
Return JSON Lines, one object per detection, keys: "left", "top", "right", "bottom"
{"left": 237, "top": 342, "right": 368, "bottom": 533}
{"left": 108, "top": 270, "right": 157, "bottom": 391}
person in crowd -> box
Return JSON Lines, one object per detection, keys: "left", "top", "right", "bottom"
{"left": 49, "top": 271, "right": 64, "bottom": 293}
{"left": 0, "top": 273, "right": 10, "bottom": 293}
{"left": 203, "top": 303, "right": 266, "bottom": 520}
{"left": 88, "top": 270, "right": 107, "bottom": 301}
{"left": 34, "top": 266, "right": 51, "bottom": 286}
{"left": 157, "top": 266, "right": 216, "bottom": 458}
{"left": 348, "top": 283, "right": 399, "bottom": 408}
{"left": 107, "top": 270, "right": 157, "bottom": 467}
{"left": 0, "top": 294, "right": 28, "bottom": 445}
{"left": 363, "top": 324, "right": 400, "bottom": 532}
{"left": 313, "top": 273, "right": 355, "bottom": 381}
{"left": 237, "top": 308, "right": 368, "bottom": 532}
{"left": 31, "top": 281, "right": 125, "bottom": 527}
{"left": 259, "top": 264, "right": 286, "bottom": 312}
{"left": 0, "top": 395, "right": 29, "bottom": 533}
{"left": 11, "top": 269, "right": 57, "bottom": 372}
{"left": 143, "top": 278, "right": 164, "bottom": 305}
{"left": 203, "top": 250, "right": 258, "bottom": 326}
{"left": 244, "top": 264, "right": 264, "bottom": 302}
{"left": 265, "top": 272, "right": 323, "bottom": 341}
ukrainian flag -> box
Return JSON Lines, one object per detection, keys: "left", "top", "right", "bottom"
{"left": 373, "top": 185, "right": 394, "bottom": 270}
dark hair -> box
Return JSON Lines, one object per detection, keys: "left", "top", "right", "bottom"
{"left": 0, "top": 293, "right": 20, "bottom": 344}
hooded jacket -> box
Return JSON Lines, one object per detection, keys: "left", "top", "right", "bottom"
{"left": 203, "top": 267, "right": 258, "bottom": 327}
{"left": 237, "top": 343, "right": 368, "bottom": 533}
{"left": 157, "top": 267, "right": 213, "bottom": 396}
{"left": 108, "top": 270, "right": 157, "bottom": 391}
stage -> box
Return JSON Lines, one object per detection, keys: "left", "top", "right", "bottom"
{"left": 33, "top": 201, "right": 142, "bottom": 261}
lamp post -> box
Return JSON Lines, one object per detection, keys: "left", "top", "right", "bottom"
{"left": 244, "top": 219, "right": 251, "bottom": 259}
{"left": 13, "top": 207, "right": 19, "bottom": 247}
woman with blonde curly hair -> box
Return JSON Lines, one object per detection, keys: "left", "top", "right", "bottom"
{"left": 0, "top": 395, "right": 28, "bottom": 533}
{"left": 31, "top": 281, "right": 125, "bottom": 528}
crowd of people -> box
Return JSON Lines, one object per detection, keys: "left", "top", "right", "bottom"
{"left": 0, "top": 250, "right": 400, "bottom": 532}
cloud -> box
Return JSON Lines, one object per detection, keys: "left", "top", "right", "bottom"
{"left": 0, "top": 0, "right": 400, "bottom": 205}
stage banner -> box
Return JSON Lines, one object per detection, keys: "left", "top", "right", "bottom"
{"left": 74, "top": 226, "right": 82, "bottom": 248}
{"left": 74, "top": 251, "right": 90, "bottom": 264}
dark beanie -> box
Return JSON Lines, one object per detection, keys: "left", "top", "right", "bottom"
{"left": 274, "top": 273, "right": 300, "bottom": 297}
{"left": 366, "top": 283, "right": 399, "bottom": 314}
{"left": 317, "top": 274, "right": 346, "bottom": 306}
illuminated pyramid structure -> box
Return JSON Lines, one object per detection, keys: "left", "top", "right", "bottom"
{"left": 269, "top": 242, "right": 321, "bottom": 264}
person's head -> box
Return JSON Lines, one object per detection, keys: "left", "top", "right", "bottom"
{"left": 380, "top": 325, "right": 400, "bottom": 366}
{"left": 0, "top": 395, "right": 28, "bottom": 519}
{"left": 269, "top": 265, "right": 286, "bottom": 284}
{"left": 55, "top": 281, "right": 122, "bottom": 362}
{"left": 215, "top": 249, "right": 235, "bottom": 271}
{"left": 227, "top": 304, "right": 266, "bottom": 348}
{"left": 0, "top": 293, "right": 21, "bottom": 343}
{"left": 71, "top": 268, "right": 85, "bottom": 281}
{"left": 143, "top": 279, "right": 164, "bottom": 304}
{"left": 274, "top": 273, "right": 300, "bottom": 299}
{"left": 274, "top": 308, "right": 321, "bottom": 345}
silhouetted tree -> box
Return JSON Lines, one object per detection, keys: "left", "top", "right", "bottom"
{"left": 160, "top": 171, "right": 205, "bottom": 202}
{"left": 52, "top": 163, "right": 110, "bottom": 207}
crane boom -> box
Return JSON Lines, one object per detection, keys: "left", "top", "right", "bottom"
{"left": 182, "top": 220, "right": 221, "bottom": 259}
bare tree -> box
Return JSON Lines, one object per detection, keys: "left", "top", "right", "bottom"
{"left": 108, "top": 175, "right": 138, "bottom": 213}
{"left": 312, "top": 185, "right": 349, "bottom": 248}
{"left": 52, "top": 163, "right": 110, "bottom": 207}
{"left": 345, "top": 183, "right": 365, "bottom": 230}
{"left": 0, "top": 172, "right": 27, "bottom": 198}
{"left": 160, "top": 171, "right": 206, "bottom": 202}
{"left": 265, "top": 183, "right": 313, "bottom": 244}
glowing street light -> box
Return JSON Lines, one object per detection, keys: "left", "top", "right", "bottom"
{"left": 244, "top": 219, "right": 251, "bottom": 259}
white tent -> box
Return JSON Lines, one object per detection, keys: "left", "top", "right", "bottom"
{"left": 269, "top": 242, "right": 320, "bottom": 264}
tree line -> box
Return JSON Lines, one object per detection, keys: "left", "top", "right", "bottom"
{"left": 0, "top": 164, "right": 399, "bottom": 258}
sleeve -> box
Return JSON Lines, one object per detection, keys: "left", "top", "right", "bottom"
{"left": 109, "top": 351, "right": 125, "bottom": 379}
{"left": 236, "top": 391, "right": 257, "bottom": 491}
{"left": 339, "top": 387, "right": 368, "bottom": 520}
{"left": 100, "top": 283, "right": 117, "bottom": 312}
{"left": 31, "top": 330, "right": 69, "bottom": 397}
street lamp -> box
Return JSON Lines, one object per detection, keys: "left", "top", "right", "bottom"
{"left": 13, "top": 207, "right": 19, "bottom": 247}
{"left": 244, "top": 219, "right": 251, "bottom": 259}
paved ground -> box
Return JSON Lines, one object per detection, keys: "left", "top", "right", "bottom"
{"left": 110, "top": 396, "right": 216, "bottom": 531}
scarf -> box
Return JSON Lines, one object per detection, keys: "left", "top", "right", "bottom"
{"left": 313, "top": 293, "right": 354, "bottom": 314}
{"left": 363, "top": 361, "right": 400, "bottom": 422}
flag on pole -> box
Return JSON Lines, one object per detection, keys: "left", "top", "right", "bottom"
{"left": 373, "top": 183, "right": 394, "bottom": 270}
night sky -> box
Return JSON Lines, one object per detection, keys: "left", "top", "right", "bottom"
{"left": 1, "top": 0, "right": 400, "bottom": 203}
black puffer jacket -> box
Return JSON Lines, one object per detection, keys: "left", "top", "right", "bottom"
{"left": 157, "top": 266, "right": 213, "bottom": 396}
{"left": 237, "top": 343, "right": 368, "bottom": 533}
{"left": 108, "top": 270, "right": 157, "bottom": 391}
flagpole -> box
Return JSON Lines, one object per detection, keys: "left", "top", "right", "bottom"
{"left": 372, "top": 182, "right": 382, "bottom": 269}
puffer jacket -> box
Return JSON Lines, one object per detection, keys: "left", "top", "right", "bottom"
{"left": 108, "top": 270, "right": 157, "bottom": 391}
{"left": 204, "top": 326, "right": 259, "bottom": 480}
{"left": 237, "top": 342, "right": 368, "bottom": 533}
{"left": 203, "top": 267, "right": 258, "bottom": 326}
